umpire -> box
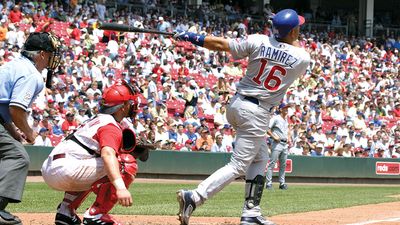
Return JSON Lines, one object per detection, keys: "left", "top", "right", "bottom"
{"left": 0, "top": 32, "right": 61, "bottom": 224}
{"left": 265, "top": 103, "right": 291, "bottom": 190}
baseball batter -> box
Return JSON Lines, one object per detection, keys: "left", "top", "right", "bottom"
{"left": 265, "top": 103, "right": 290, "bottom": 190}
{"left": 0, "top": 32, "right": 61, "bottom": 225}
{"left": 41, "top": 80, "right": 146, "bottom": 225}
{"left": 175, "top": 9, "right": 310, "bottom": 225}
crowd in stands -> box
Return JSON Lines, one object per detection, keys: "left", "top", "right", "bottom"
{"left": 0, "top": 0, "right": 399, "bottom": 158}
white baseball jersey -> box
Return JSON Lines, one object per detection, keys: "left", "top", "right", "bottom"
{"left": 72, "top": 114, "right": 121, "bottom": 156}
{"left": 229, "top": 34, "right": 310, "bottom": 107}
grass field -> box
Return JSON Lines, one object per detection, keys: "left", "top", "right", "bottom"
{"left": 7, "top": 182, "right": 400, "bottom": 217}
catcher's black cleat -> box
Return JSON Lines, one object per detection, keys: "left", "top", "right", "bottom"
{"left": 176, "top": 189, "right": 196, "bottom": 225}
{"left": 240, "top": 216, "right": 276, "bottom": 225}
{"left": 55, "top": 212, "right": 82, "bottom": 225}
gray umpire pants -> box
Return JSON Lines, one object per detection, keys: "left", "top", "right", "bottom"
{"left": 0, "top": 123, "right": 29, "bottom": 202}
{"left": 266, "top": 141, "right": 288, "bottom": 186}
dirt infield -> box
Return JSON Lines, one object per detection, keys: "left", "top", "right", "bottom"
{"left": 16, "top": 201, "right": 400, "bottom": 225}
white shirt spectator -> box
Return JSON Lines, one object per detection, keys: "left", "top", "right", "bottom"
{"left": 331, "top": 106, "right": 345, "bottom": 121}
{"left": 211, "top": 142, "right": 228, "bottom": 153}
{"left": 290, "top": 143, "right": 303, "bottom": 155}
{"left": 34, "top": 135, "right": 52, "bottom": 147}
{"left": 107, "top": 39, "right": 119, "bottom": 56}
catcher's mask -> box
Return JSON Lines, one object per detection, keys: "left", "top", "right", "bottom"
{"left": 100, "top": 79, "right": 140, "bottom": 117}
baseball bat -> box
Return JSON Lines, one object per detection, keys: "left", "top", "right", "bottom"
{"left": 98, "top": 23, "right": 174, "bottom": 36}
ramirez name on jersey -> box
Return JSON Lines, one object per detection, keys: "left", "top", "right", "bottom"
{"left": 259, "top": 44, "right": 298, "bottom": 68}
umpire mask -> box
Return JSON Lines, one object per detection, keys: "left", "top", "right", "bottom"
{"left": 22, "top": 32, "right": 62, "bottom": 88}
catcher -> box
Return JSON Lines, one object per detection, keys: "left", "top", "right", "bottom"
{"left": 41, "top": 80, "right": 154, "bottom": 225}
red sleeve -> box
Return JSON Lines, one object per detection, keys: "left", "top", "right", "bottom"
{"left": 61, "top": 121, "right": 68, "bottom": 131}
{"left": 95, "top": 123, "right": 122, "bottom": 153}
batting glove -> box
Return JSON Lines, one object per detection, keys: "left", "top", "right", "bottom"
{"left": 174, "top": 31, "right": 205, "bottom": 47}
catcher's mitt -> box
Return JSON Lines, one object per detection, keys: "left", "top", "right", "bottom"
{"left": 131, "top": 136, "right": 155, "bottom": 162}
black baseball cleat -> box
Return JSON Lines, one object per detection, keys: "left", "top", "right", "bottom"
{"left": 0, "top": 210, "right": 22, "bottom": 225}
{"left": 176, "top": 189, "right": 196, "bottom": 225}
{"left": 265, "top": 184, "right": 273, "bottom": 190}
{"left": 55, "top": 212, "right": 82, "bottom": 225}
{"left": 240, "top": 216, "right": 276, "bottom": 225}
{"left": 279, "top": 184, "right": 288, "bottom": 190}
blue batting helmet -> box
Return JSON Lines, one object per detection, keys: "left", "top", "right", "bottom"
{"left": 272, "top": 9, "right": 305, "bottom": 38}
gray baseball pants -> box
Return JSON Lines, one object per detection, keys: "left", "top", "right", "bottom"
{"left": 194, "top": 94, "right": 272, "bottom": 217}
{"left": 0, "top": 123, "right": 29, "bottom": 202}
{"left": 266, "top": 141, "right": 288, "bottom": 186}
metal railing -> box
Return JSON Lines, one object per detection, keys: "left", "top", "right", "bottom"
{"left": 374, "top": 27, "right": 400, "bottom": 37}
{"left": 301, "top": 23, "right": 349, "bottom": 36}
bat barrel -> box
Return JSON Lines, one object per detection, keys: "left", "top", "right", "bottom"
{"left": 98, "top": 22, "right": 174, "bottom": 36}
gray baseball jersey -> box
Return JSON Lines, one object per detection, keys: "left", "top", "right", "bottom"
{"left": 229, "top": 34, "right": 310, "bottom": 107}
{"left": 269, "top": 114, "right": 288, "bottom": 141}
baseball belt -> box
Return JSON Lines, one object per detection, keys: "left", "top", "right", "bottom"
{"left": 236, "top": 93, "right": 259, "bottom": 105}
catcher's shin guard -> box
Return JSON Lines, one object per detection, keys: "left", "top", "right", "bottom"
{"left": 84, "top": 162, "right": 136, "bottom": 223}
{"left": 55, "top": 190, "right": 91, "bottom": 225}
{"left": 67, "top": 190, "right": 92, "bottom": 211}
{"left": 244, "top": 175, "right": 266, "bottom": 209}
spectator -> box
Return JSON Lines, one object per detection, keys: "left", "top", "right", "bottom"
{"left": 311, "top": 144, "right": 324, "bottom": 157}
{"left": 290, "top": 139, "right": 304, "bottom": 155}
{"left": 172, "top": 112, "right": 184, "bottom": 125}
{"left": 52, "top": 116, "right": 64, "bottom": 136}
{"left": 40, "top": 115, "right": 53, "bottom": 134}
{"left": 154, "top": 120, "right": 169, "bottom": 144}
{"left": 180, "top": 139, "right": 194, "bottom": 151}
{"left": 150, "top": 101, "right": 168, "bottom": 119}
{"left": 76, "top": 108, "right": 90, "bottom": 125}
{"left": 195, "top": 129, "right": 213, "bottom": 151}
{"left": 176, "top": 124, "right": 189, "bottom": 144}
{"left": 147, "top": 74, "right": 159, "bottom": 103}
{"left": 34, "top": 128, "right": 52, "bottom": 146}
{"left": 331, "top": 102, "right": 345, "bottom": 121}
{"left": 168, "top": 122, "right": 178, "bottom": 142}
{"left": 392, "top": 144, "right": 400, "bottom": 158}
{"left": 353, "top": 112, "right": 367, "bottom": 130}
{"left": 8, "top": 6, "right": 23, "bottom": 24}
{"left": 211, "top": 134, "right": 228, "bottom": 153}
{"left": 31, "top": 115, "right": 42, "bottom": 133}
{"left": 61, "top": 111, "right": 78, "bottom": 136}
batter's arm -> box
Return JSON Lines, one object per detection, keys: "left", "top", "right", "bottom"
{"left": 175, "top": 32, "right": 230, "bottom": 52}
{"left": 203, "top": 36, "right": 230, "bottom": 52}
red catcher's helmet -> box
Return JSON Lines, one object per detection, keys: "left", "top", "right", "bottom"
{"left": 100, "top": 79, "right": 139, "bottom": 115}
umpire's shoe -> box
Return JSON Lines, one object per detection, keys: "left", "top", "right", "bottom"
{"left": 176, "top": 189, "right": 196, "bottom": 225}
{"left": 0, "top": 210, "right": 22, "bottom": 225}
{"left": 55, "top": 212, "right": 82, "bottom": 225}
{"left": 240, "top": 216, "right": 276, "bottom": 225}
